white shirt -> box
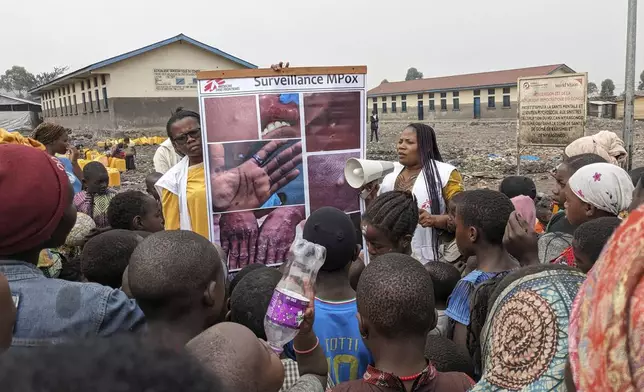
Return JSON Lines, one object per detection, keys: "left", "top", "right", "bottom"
{"left": 153, "top": 139, "right": 181, "bottom": 174}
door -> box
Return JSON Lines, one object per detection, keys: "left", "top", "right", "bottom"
{"left": 418, "top": 101, "right": 424, "bottom": 121}
{"left": 473, "top": 97, "right": 481, "bottom": 119}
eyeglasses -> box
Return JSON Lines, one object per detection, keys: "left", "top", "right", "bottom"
{"left": 173, "top": 128, "right": 201, "bottom": 144}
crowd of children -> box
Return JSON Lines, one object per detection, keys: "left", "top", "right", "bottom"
{"left": 0, "top": 119, "right": 643, "bottom": 392}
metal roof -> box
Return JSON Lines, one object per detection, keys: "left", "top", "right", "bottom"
{"left": 28, "top": 33, "right": 257, "bottom": 94}
{"left": 368, "top": 64, "right": 574, "bottom": 96}
{"left": 0, "top": 93, "right": 40, "bottom": 106}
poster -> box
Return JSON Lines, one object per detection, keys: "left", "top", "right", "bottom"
{"left": 154, "top": 68, "right": 200, "bottom": 91}
{"left": 197, "top": 67, "right": 367, "bottom": 272}
{"left": 518, "top": 73, "right": 587, "bottom": 146}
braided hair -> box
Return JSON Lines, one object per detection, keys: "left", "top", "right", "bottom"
{"left": 165, "top": 107, "right": 201, "bottom": 139}
{"left": 362, "top": 191, "right": 419, "bottom": 247}
{"left": 407, "top": 123, "right": 444, "bottom": 258}
{"left": 32, "top": 122, "right": 67, "bottom": 146}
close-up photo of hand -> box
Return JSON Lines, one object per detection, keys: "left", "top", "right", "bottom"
{"left": 210, "top": 140, "right": 303, "bottom": 212}
{"left": 255, "top": 205, "right": 305, "bottom": 265}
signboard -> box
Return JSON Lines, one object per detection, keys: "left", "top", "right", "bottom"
{"left": 154, "top": 68, "right": 200, "bottom": 91}
{"left": 197, "top": 66, "right": 367, "bottom": 272}
{"left": 518, "top": 73, "right": 587, "bottom": 146}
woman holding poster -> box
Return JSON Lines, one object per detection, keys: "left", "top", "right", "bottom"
{"left": 364, "top": 123, "right": 464, "bottom": 264}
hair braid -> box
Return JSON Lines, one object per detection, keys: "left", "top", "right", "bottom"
{"left": 408, "top": 123, "right": 443, "bottom": 259}
{"left": 363, "top": 191, "right": 419, "bottom": 243}
{"left": 32, "top": 122, "right": 67, "bottom": 146}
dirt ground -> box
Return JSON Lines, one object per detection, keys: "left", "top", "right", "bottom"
{"left": 85, "top": 117, "right": 643, "bottom": 198}
{"left": 367, "top": 118, "right": 644, "bottom": 196}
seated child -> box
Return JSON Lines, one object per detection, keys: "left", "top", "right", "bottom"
{"left": 73, "top": 162, "right": 117, "bottom": 228}
{"left": 81, "top": 230, "right": 144, "bottom": 288}
{"left": 107, "top": 191, "right": 165, "bottom": 233}
{"left": 424, "top": 335, "right": 474, "bottom": 379}
{"left": 425, "top": 262, "right": 461, "bottom": 337}
{"left": 446, "top": 190, "right": 518, "bottom": 351}
{"left": 303, "top": 207, "right": 373, "bottom": 386}
{"left": 572, "top": 216, "right": 622, "bottom": 273}
{"left": 331, "top": 253, "right": 474, "bottom": 392}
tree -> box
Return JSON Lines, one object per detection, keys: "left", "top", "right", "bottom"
{"left": 587, "top": 82, "right": 598, "bottom": 96}
{"left": 0, "top": 65, "right": 68, "bottom": 98}
{"left": 405, "top": 67, "right": 423, "bottom": 81}
{"left": 381, "top": 79, "right": 389, "bottom": 84}
{"left": 638, "top": 70, "right": 644, "bottom": 90}
{"left": 600, "top": 79, "right": 615, "bottom": 98}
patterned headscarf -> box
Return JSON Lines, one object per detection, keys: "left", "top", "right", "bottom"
{"left": 567, "top": 162, "right": 633, "bottom": 217}
{"left": 471, "top": 267, "right": 585, "bottom": 391}
{"left": 564, "top": 130, "right": 627, "bottom": 166}
{"left": 568, "top": 204, "right": 644, "bottom": 391}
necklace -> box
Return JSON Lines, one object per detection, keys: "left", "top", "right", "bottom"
{"left": 398, "top": 370, "right": 424, "bottom": 381}
{"left": 394, "top": 168, "right": 421, "bottom": 192}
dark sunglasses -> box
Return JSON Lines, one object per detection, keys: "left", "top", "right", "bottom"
{"left": 173, "top": 128, "right": 201, "bottom": 144}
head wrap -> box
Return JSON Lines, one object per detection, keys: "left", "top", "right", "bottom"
{"left": 471, "top": 267, "right": 585, "bottom": 391}
{"left": 569, "top": 204, "right": 644, "bottom": 391}
{"left": 0, "top": 144, "right": 70, "bottom": 255}
{"left": 0, "top": 128, "right": 45, "bottom": 150}
{"left": 510, "top": 195, "right": 536, "bottom": 228}
{"left": 567, "top": 162, "right": 633, "bottom": 217}
{"left": 565, "top": 131, "right": 627, "bottom": 166}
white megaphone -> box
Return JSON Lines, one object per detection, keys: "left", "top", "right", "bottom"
{"left": 344, "top": 158, "right": 396, "bottom": 192}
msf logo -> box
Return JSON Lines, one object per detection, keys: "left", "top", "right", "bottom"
{"left": 203, "top": 79, "right": 225, "bottom": 92}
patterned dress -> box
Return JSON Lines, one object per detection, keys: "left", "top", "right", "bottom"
{"left": 73, "top": 189, "right": 117, "bottom": 229}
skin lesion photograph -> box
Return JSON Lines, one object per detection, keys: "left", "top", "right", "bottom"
{"left": 213, "top": 205, "right": 306, "bottom": 271}
{"left": 307, "top": 152, "right": 361, "bottom": 214}
{"left": 207, "top": 140, "right": 304, "bottom": 213}
{"left": 303, "top": 91, "right": 362, "bottom": 152}
{"left": 259, "top": 94, "right": 302, "bottom": 140}
{"left": 203, "top": 96, "right": 260, "bottom": 143}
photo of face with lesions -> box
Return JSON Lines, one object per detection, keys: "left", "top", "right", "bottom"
{"left": 259, "top": 94, "right": 302, "bottom": 140}
{"left": 207, "top": 140, "right": 304, "bottom": 213}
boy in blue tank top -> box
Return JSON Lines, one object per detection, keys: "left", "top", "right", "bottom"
{"left": 303, "top": 207, "right": 373, "bottom": 387}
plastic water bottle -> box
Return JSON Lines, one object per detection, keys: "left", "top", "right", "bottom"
{"left": 264, "top": 238, "right": 326, "bottom": 353}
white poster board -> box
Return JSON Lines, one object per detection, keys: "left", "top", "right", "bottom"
{"left": 518, "top": 73, "right": 588, "bottom": 146}
{"left": 196, "top": 66, "right": 367, "bottom": 272}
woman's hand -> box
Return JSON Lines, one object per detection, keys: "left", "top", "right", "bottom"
{"left": 219, "top": 212, "right": 259, "bottom": 270}
{"left": 271, "top": 62, "right": 290, "bottom": 71}
{"left": 68, "top": 146, "right": 80, "bottom": 162}
{"left": 360, "top": 181, "right": 379, "bottom": 206}
{"left": 503, "top": 211, "right": 539, "bottom": 266}
{"left": 211, "top": 141, "right": 302, "bottom": 212}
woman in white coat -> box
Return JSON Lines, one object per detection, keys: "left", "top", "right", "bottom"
{"left": 364, "top": 123, "right": 464, "bottom": 264}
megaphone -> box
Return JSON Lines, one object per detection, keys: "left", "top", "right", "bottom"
{"left": 344, "top": 158, "right": 396, "bottom": 189}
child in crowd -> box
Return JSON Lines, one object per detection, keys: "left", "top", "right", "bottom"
{"left": 73, "top": 162, "right": 117, "bottom": 229}
{"left": 350, "top": 191, "right": 419, "bottom": 290}
{"left": 441, "top": 192, "right": 472, "bottom": 274}
{"left": 572, "top": 216, "right": 621, "bottom": 273}
{"left": 446, "top": 190, "right": 518, "bottom": 351}
{"left": 0, "top": 145, "right": 144, "bottom": 348}
{"left": 229, "top": 267, "right": 301, "bottom": 391}
{"left": 128, "top": 230, "right": 226, "bottom": 349}
{"left": 81, "top": 230, "right": 143, "bottom": 289}
{"left": 124, "top": 137, "right": 136, "bottom": 171}
{"left": 145, "top": 172, "right": 163, "bottom": 202}
{"left": 499, "top": 175, "right": 537, "bottom": 200}
{"left": 107, "top": 191, "right": 165, "bottom": 233}
{"left": 332, "top": 253, "right": 474, "bottom": 392}
{"left": 424, "top": 335, "right": 474, "bottom": 378}
{"left": 425, "top": 262, "right": 461, "bottom": 337}
{"left": 303, "top": 207, "right": 373, "bottom": 387}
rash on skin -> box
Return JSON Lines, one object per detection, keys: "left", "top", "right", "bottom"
{"left": 307, "top": 153, "right": 361, "bottom": 213}
{"left": 303, "top": 92, "right": 361, "bottom": 152}
{"left": 219, "top": 211, "right": 259, "bottom": 270}
{"left": 204, "top": 96, "right": 259, "bottom": 142}
{"left": 255, "top": 206, "right": 306, "bottom": 265}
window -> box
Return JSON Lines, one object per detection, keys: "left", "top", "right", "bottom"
{"left": 474, "top": 89, "right": 480, "bottom": 96}
{"left": 503, "top": 95, "right": 511, "bottom": 108}
{"left": 402, "top": 101, "right": 407, "bottom": 112}
{"left": 429, "top": 100, "right": 435, "bottom": 111}
{"left": 453, "top": 98, "right": 460, "bottom": 111}
{"left": 66, "top": 86, "right": 70, "bottom": 95}
{"left": 73, "top": 95, "right": 78, "bottom": 115}
{"left": 440, "top": 92, "right": 447, "bottom": 98}
{"left": 441, "top": 99, "right": 447, "bottom": 111}
{"left": 102, "top": 87, "right": 109, "bottom": 110}
{"left": 67, "top": 97, "right": 72, "bottom": 114}
{"left": 89, "top": 93, "right": 93, "bottom": 113}
{"left": 418, "top": 93, "right": 423, "bottom": 99}
{"left": 401, "top": 95, "right": 406, "bottom": 101}
{"left": 101, "top": 75, "right": 106, "bottom": 85}
{"left": 81, "top": 81, "right": 84, "bottom": 90}
{"left": 72, "top": 84, "right": 75, "bottom": 93}
{"left": 382, "top": 102, "right": 387, "bottom": 113}
{"left": 453, "top": 91, "right": 459, "bottom": 97}
{"left": 87, "top": 79, "right": 92, "bottom": 89}
{"left": 82, "top": 93, "right": 87, "bottom": 113}
{"left": 53, "top": 101, "right": 57, "bottom": 116}
{"left": 503, "top": 87, "right": 511, "bottom": 94}
{"left": 429, "top": 93, "right": 435, "bottom": 98}
{"left": 95, "top": 90, "right": 100, "bottom": 111}
{"left": 488, "top": 88, "right": 496, "bottom": 95}
{"left": 381, "top": 97, "right": 387, "bottom": 103}
{"left": 391, "top": 101, "right": 397, "bottom": 113}
{"left": 94, "top": 77, "right": 98, "bottom": 88}
{"left": 372, "top": 103, "right": 378, "bottom": 113}
{"left": 488, "top": 96, "right": 496, "bottom": 108}
{"left": 391, "top": 95, "right": 397, "bottom": 102}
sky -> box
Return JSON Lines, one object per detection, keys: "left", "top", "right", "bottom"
{"left": 2, "top": 0, "right": 643, "bottom": 91}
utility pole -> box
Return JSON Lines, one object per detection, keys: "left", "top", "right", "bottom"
{"left": 624, "top": 0, "right": 638, "bottom": 171}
